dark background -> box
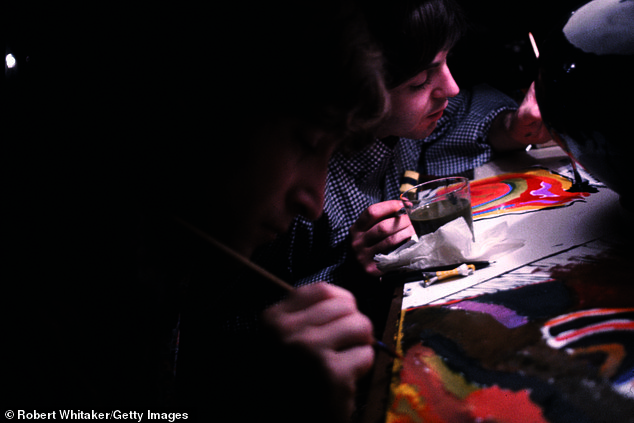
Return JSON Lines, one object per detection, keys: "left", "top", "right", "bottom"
{"left": 5, "top": 1, "right": 587, "bottom": 222}
{"left": 6, "top": 0, "right": 586, "bottom": 408}
{"left": 5, "top": 0, "right": 586, "bottom": 271}
{"left": 6, "top": 1, "right": 586, "bottom": 102}
{"left": 4, "top": 0, "right": 586, "bottom": 275}
{"left": 451, "top": 0, "right": 585, "bottom": 99}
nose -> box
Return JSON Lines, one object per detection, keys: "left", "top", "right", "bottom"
{"left": 289, "top": 168, "right": 326, "bottom": 221}
{"left": 292, "top": 188, "right": 324, "bottom": 221}
{"left": 432, "top": 64, "right": 460, "bottom": 99}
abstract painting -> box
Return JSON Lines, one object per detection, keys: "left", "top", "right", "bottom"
{"left": 471, "top": 168, "right": 594, "bottom": 220}
{"left": 387, "top": 246, "right": 634, "bottom": 423}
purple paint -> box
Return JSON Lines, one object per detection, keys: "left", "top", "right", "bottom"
{"left": 531, "top": 181, "right": 557, "bottom": 198}
{"left": 448, "top": 301, "right": 529, "bottom": 328}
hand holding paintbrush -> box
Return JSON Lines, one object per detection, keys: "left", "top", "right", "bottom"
{"left": 175, "top": 217, "right": 401, "bottom": 361}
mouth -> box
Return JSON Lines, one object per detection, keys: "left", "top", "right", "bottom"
{"left": 427, "top": 109, "right": 444, "bottom": 120}
{"left": 426, "top": 101, "right": 449, "bottom": 121}
{"left": 427, "top": 105, "right": 447, "bottom": 120}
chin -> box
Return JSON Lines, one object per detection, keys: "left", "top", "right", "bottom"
{"left": 411, "top": 125, "right": 436, "bottom": 140}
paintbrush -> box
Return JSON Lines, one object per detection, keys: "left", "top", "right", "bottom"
{"left": 381, "top": 261, "right": 492, "bottom": 285}
{"left": 420, "top": 264, "right": 476, "bottom": 288}
{"left": 528, "top": 32, "right": 540, "bottom": 59}
{"left": 174, "top": 217, "right": 402, "bottom": 359}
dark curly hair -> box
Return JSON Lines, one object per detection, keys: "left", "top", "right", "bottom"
{"left": 217, "top": 0, "right": 390, "bottom": 149}
{"left": 362, "top": 0, "right": 467, "bottom": 89}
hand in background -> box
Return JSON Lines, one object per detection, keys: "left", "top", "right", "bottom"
{"left": 489, "top": 82, "right": 553, "bottom": 151}
{"left": 350, "top": 200, "right": 415, "bottom": 277}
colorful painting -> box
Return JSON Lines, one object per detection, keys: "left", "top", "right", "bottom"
{"left": 387, "top": 246, "right": 634, "bottom": 423}
{"left": 470, "top": 168, "right": 593, "bottom": 220}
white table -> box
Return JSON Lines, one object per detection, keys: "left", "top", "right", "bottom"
{"left": 401, "top": 146, "right": 632, "bottom": 309}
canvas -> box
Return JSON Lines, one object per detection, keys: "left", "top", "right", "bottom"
{"left": 388, "top": 240, "right": 634, "bottom": 423}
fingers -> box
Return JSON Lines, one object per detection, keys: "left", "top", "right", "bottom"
{"left": 320, "top": 308, "right": 375, "bottom": 350}
{"left": 524, "top": 82, "right": 537, "bottom": 108}
{"left": 362, "top": 262, "right": 383, "bottom": 278}
{"left": 350, "top": 200, "right": 415, "bottom": 276}
{"left": 518, "top": 83, "right": 540, "bottom": 124}
{"left": 324, "top": 344, "right": 375, "bottom": 422}
{"left": 354, "top": 224, "right": 414, "bottom": 276}
{"left": 351, "top": 200, "right": 404, "bottom": 233}
{"left": 356, "top": 215, "right": 414, "bottom": 248}
{"left": 516, "top": 82, "right": 552, "bottom": 145}
{"left": 268, "top": 281, "right": 343, "bottom": 314}
{"left": 261, "top": 282, "right": 375, "bottom": 423}
{"left": 263, "top": 283, "right": 374, "bottom": 351}
{"left": 281, "top": 287, "right": 360, "bottom": 331}
{"left": 327, "top": 344, "right": 375, "bottom": 391}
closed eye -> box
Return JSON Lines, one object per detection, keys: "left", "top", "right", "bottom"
{"left": 410, "top": 78, "right": 431, "bottom": 91}
{"left": 409, "top": 70, "right": 430, "bottom": 91}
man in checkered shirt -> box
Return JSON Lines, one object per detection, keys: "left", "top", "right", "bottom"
{"left": 253, "top": 0, "right": 551, "bottom": 325}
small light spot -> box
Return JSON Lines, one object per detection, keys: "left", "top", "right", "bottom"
{"left": 6, "top": 54, "right": 16, "bottom": 69}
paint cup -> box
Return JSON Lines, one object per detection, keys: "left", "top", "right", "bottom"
{"left": 400, "top": 176, "right": 474, "bottom": 241}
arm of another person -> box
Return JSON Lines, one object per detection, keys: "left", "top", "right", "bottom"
{"left": 262, "top": 282, "right": 375, "bottom": 423}
{"left": 487, "top": 82, "right": 552, "bottom": 151}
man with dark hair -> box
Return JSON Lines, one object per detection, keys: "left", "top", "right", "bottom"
{"left": 350, "top": 0, "right": 551, "bottom": 277}
{"left": 253, "top": 0, "right": 550, "bottom": 324}
{"left": 10, "top": 1, "right": 389, "bottom": 422}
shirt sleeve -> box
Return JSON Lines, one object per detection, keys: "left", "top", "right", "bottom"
{"left": 422, "top": 84, "right": 518, "bottom": 176}
{"left": 252, "top": 85, "right": 519, "bottom": 290}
